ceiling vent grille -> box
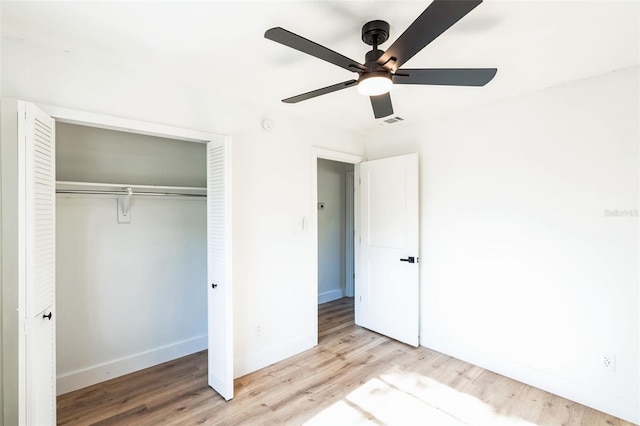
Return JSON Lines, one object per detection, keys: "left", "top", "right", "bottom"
{"left": 379, "top": 116, "right": 405, "bottom": 125}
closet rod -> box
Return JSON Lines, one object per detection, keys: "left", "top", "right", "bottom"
{"left": 56, "top": 189, "right": 206, "bottom": 198}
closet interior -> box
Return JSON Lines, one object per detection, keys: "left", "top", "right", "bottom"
{"left": 55, "top": 122, "right": 209, "bottom": 395}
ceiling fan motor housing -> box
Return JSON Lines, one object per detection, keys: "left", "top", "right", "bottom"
{"left": 364, "top": 49, "right": 385, "bottom": 69}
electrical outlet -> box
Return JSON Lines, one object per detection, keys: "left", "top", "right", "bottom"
{"left": 601, "top": 352, "right": 616, "bottom": 371}
{"left": 256, "top": 323, "right": 263, "bottom": 335}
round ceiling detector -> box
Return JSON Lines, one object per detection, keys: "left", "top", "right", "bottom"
{"left": 357, "top": 72, "right": 393, "bottom": 96}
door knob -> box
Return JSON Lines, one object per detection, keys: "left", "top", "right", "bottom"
{"left": 400, "top": 257, "right": 415, "bottom": 263}
{"left": 211, "top": 283, "right": 218, "bottom": 289}
{"left": 43, "top": 312, "right": 52, "bottom": 320}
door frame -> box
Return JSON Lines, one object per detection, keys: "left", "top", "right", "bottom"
{"left": 345, "top": 170, "right": 355, "bottom": 298}
{"left": 311, "top": 147, "right": 362, "bottom": 345}
{"left": 20, "top": 102, "right": 231, "bottom": 413}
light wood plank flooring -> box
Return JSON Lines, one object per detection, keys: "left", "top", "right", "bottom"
{"left": 58, "top": 298, "right": 636, "bottom": 425}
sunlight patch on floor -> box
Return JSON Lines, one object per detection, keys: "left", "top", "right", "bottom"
{"left": 304, "top": 369, "right": 537, "bottom": 425}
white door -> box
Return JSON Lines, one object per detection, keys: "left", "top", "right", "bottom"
{"left": 23, "top": 102, "right": 57, "bottom": 425}
{"left": 207, "top": 139, "right": 234, "bottom": 400}
{"left": 356, "top": 153, "right": 419, "bottom": 347}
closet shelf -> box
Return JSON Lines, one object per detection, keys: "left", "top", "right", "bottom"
{"left": 56, "top": 181, "right": 207, "bottom": 197}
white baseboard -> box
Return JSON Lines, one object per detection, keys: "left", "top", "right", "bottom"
{"left": 423, "top": 333, "right": 639, "bottom": 425}
{"left": 56, "top": 335, "right": 207, "bottom": 395}
{"left": 318, "top": 288, "right": 345, "bottom": 304}
{"left": 234, "top": 333, "right": 316, "bottom": 379}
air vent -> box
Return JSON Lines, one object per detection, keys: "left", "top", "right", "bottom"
{"left": 379, "top": 116, "right": 405, "bottom": 125}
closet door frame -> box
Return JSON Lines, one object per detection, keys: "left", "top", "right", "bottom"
{"left": 38, "top": 104, "right": 233, "bottom": 401}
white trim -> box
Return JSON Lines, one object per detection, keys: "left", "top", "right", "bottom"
{"left": 344, "top": 170, "right": 355, "bottom": 298}
{"left": 312, "top": 147, "right": 362, "bottom": 164}
{"left": 353, "top": 164, "right": 361, "bottom": 316}
{"left": 56, "top": 335, "right": 207, "bottom": 395}
{"left": 17, "top": 100, "right": 28, "bottom": 425}
{"left": 311, "top": 147, "right": 363, "bottom": 347}
{"left": 39, "top": 104, "right": 218, "bottom": 143}
{"left": 318, "top": 289, "right": 345, "bottom": 305}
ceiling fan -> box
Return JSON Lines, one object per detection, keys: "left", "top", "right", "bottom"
{"left": 265, "top": 0, "right": 497, "bottom": 119}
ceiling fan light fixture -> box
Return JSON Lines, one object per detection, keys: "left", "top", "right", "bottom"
{"left": 357, "top": 72, "right": 393, "bottom": 96}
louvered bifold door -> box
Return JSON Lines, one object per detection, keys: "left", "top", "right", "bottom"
{"left": 24, "top": 102, "right": 56, "bottom": 426}
{"left": 207, "top": 138, "right": 233, "bottom": 400}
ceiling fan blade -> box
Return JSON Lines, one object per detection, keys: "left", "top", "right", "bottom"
{"left": 282, "top": 80, "right": 357, "bottom": 103}
{"left": 393, "top": 68, "right": 497, "bottom": 86}
{"left": 265, "top": 27, "right": 366, "bottom": 73}
{"left": 377, "top": 0, "right": 483, "bottom": 71}
{"left": 370, "top": 93, "right": 394, "bottom": 119}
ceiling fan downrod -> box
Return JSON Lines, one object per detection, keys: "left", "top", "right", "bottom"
{"left": 361, "top": 20, "right": 390, "bottom": 71}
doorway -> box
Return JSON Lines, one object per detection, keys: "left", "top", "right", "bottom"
{"left": 312, "top": 149, "right": 420, "bottom": 350}
{"left": 317, "top": 159, "right": 355, "bottom": 306}
{"left": 312, "top": 147, "right": 361, "bottom": 344}
{"left": 45, "top": 105, "right": 235, "bottom": 400}
{"left": 54, "top": 122, "right": 209, "bottom": 395}
{"left": 1, "top": 100, "right": 234, "bottom": 424}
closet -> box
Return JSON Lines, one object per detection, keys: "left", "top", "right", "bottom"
{"left": 2, "top": 100, "right": 232, "bottom": 424}
{"left": 55, "top": 123, "right": 209, "bottom": 395}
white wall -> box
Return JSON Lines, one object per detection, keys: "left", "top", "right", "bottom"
{"left": 317, "top": 159, "right": 352, "bottom": 304}
{"left": 365, "top": 66, "right": 639, "bottom": 423}
{"left": 0, "top": 43, "right": 4, "bottom": 426}
{"left": 0, "top": 36, "right": 364, "bottom": 405}
{"left": 0, "top": 99, "right": 20, "bottom": 426}
{"left": 56, "top": 122, "right": 206, "bottom": 187}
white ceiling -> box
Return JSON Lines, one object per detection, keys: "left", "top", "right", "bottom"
{"left": 2, "top": 0, "right": 639, "bottom": 134}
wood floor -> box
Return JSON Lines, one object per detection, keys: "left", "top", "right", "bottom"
{"left": 58, "top": 298, "right": 635, "bottom": 425}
